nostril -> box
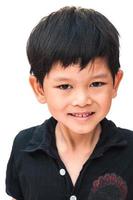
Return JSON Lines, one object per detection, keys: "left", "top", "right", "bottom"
{"left": 71, "top": 98, "right": 93, "bottom": 107}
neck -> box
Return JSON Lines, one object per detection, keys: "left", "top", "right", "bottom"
{"left": 55, "top": 122, "right": 101, "bottom": 153}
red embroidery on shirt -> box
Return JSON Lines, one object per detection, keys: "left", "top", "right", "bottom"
{"left": 89, "top": 173, "right": 128, "bottom": 200}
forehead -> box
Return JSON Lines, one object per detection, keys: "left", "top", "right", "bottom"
{"left": 45, "top": 57, "right": 112, "bottom": 81}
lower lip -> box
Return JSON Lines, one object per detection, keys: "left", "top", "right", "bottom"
{"left": 68, "top": 113, "right": 95, "bottom": 121}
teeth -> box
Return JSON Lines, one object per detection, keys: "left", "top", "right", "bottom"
{"left": 71, "top": 112, "right": 93, "bottom": 117}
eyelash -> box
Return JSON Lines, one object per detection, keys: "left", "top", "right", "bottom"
{"left": 56, "top": 82, "right": 106, "bottom": 90}
{"left": 90, "top": 82, "right": 106, "bottom": 87}
{"left": 56, "top": 84, "right": 72, "bottom": 90}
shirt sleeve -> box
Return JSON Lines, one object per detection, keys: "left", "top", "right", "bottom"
{"left": 6, "top": 136, "right": 24, "bottom": 200}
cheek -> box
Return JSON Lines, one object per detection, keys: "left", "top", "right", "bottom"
{"left": 46, "top": 94, "right": 68, "bottom": 112}
{"left": 95, "top": 91, "right": 113, "bottom": 109}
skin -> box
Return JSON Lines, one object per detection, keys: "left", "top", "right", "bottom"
{"left": 28, "top": 57, "right": 123, "bottom": 186}
{"left": 12, "top": 57, "right": 123, "bottom": 199}
{"left": 29, "top": 57, "right": 123, "bottom": 141}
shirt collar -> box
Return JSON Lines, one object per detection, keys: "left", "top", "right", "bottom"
{"left": 90, "top": 118, "right": 127, "bottom": 159}
{"left": 23, "top": 117, "right": 58, "bottom": 158}
{"left": 23, "top": 117, "right": 127, "bottom": 159}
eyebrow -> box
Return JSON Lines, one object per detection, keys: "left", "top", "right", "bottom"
{"left": 53, "top": 73, "right": 109, "bottom": 82}
{"left": 92, "top": 73, "right": 109, "bottom": 79}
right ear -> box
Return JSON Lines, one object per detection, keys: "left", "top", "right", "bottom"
{"left": 29, "top": 75, "right": 46, "bottom": 104}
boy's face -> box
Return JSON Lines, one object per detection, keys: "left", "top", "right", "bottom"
{"left": 30, "top": 57, "right": 123, "bottom": 135}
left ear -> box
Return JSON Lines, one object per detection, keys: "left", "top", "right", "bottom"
{"left": 112, "top": 69, "right": 123, "bottom": 98}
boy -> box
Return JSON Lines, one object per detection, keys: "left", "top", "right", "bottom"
{"left": 6, "top": 6, "right": 133, "bottom": 200}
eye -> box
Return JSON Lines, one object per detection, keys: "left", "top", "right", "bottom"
{"left": 90, "top": 82, "right": 106, "bottom": 87}
{"left": 57, "top": 84, "right": 72, "bottom": 90}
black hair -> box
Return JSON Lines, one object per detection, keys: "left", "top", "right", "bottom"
{"left": 27, "top": 6, "right": 120, "bottom": 85}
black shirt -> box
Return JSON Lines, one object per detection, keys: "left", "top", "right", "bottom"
{"left": 6, "top": 117, "right": 133, "bottom": 200}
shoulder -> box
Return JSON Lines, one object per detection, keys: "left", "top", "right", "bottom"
{"left": 11, "top": 117, "right": 56, "bottom": 154}
{"left": 102, "top": 118, "right": 133, "bottom": 149}
{"left": 114, "top": 124, "right": 133, "bottom": 152}
{"left": 105, "top": 118, "right": 133, "bottom": 141}
{"left": 12, "top": 124, "right": 44, "bottom": 153}
{"left": 117, "top": 127, "right": 133, "bottom": 143}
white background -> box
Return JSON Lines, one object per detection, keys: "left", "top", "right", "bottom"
{"left": 0, "top": 0, "right": 133, "bottom": 199}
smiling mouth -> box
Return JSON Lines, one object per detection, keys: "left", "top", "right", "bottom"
{"left": 68, "top": 112, "right": 95, "bottom": 118}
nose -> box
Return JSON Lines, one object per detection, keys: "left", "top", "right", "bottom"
{"left": 71, "top": 89, "right": 93, "bottom": 107}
